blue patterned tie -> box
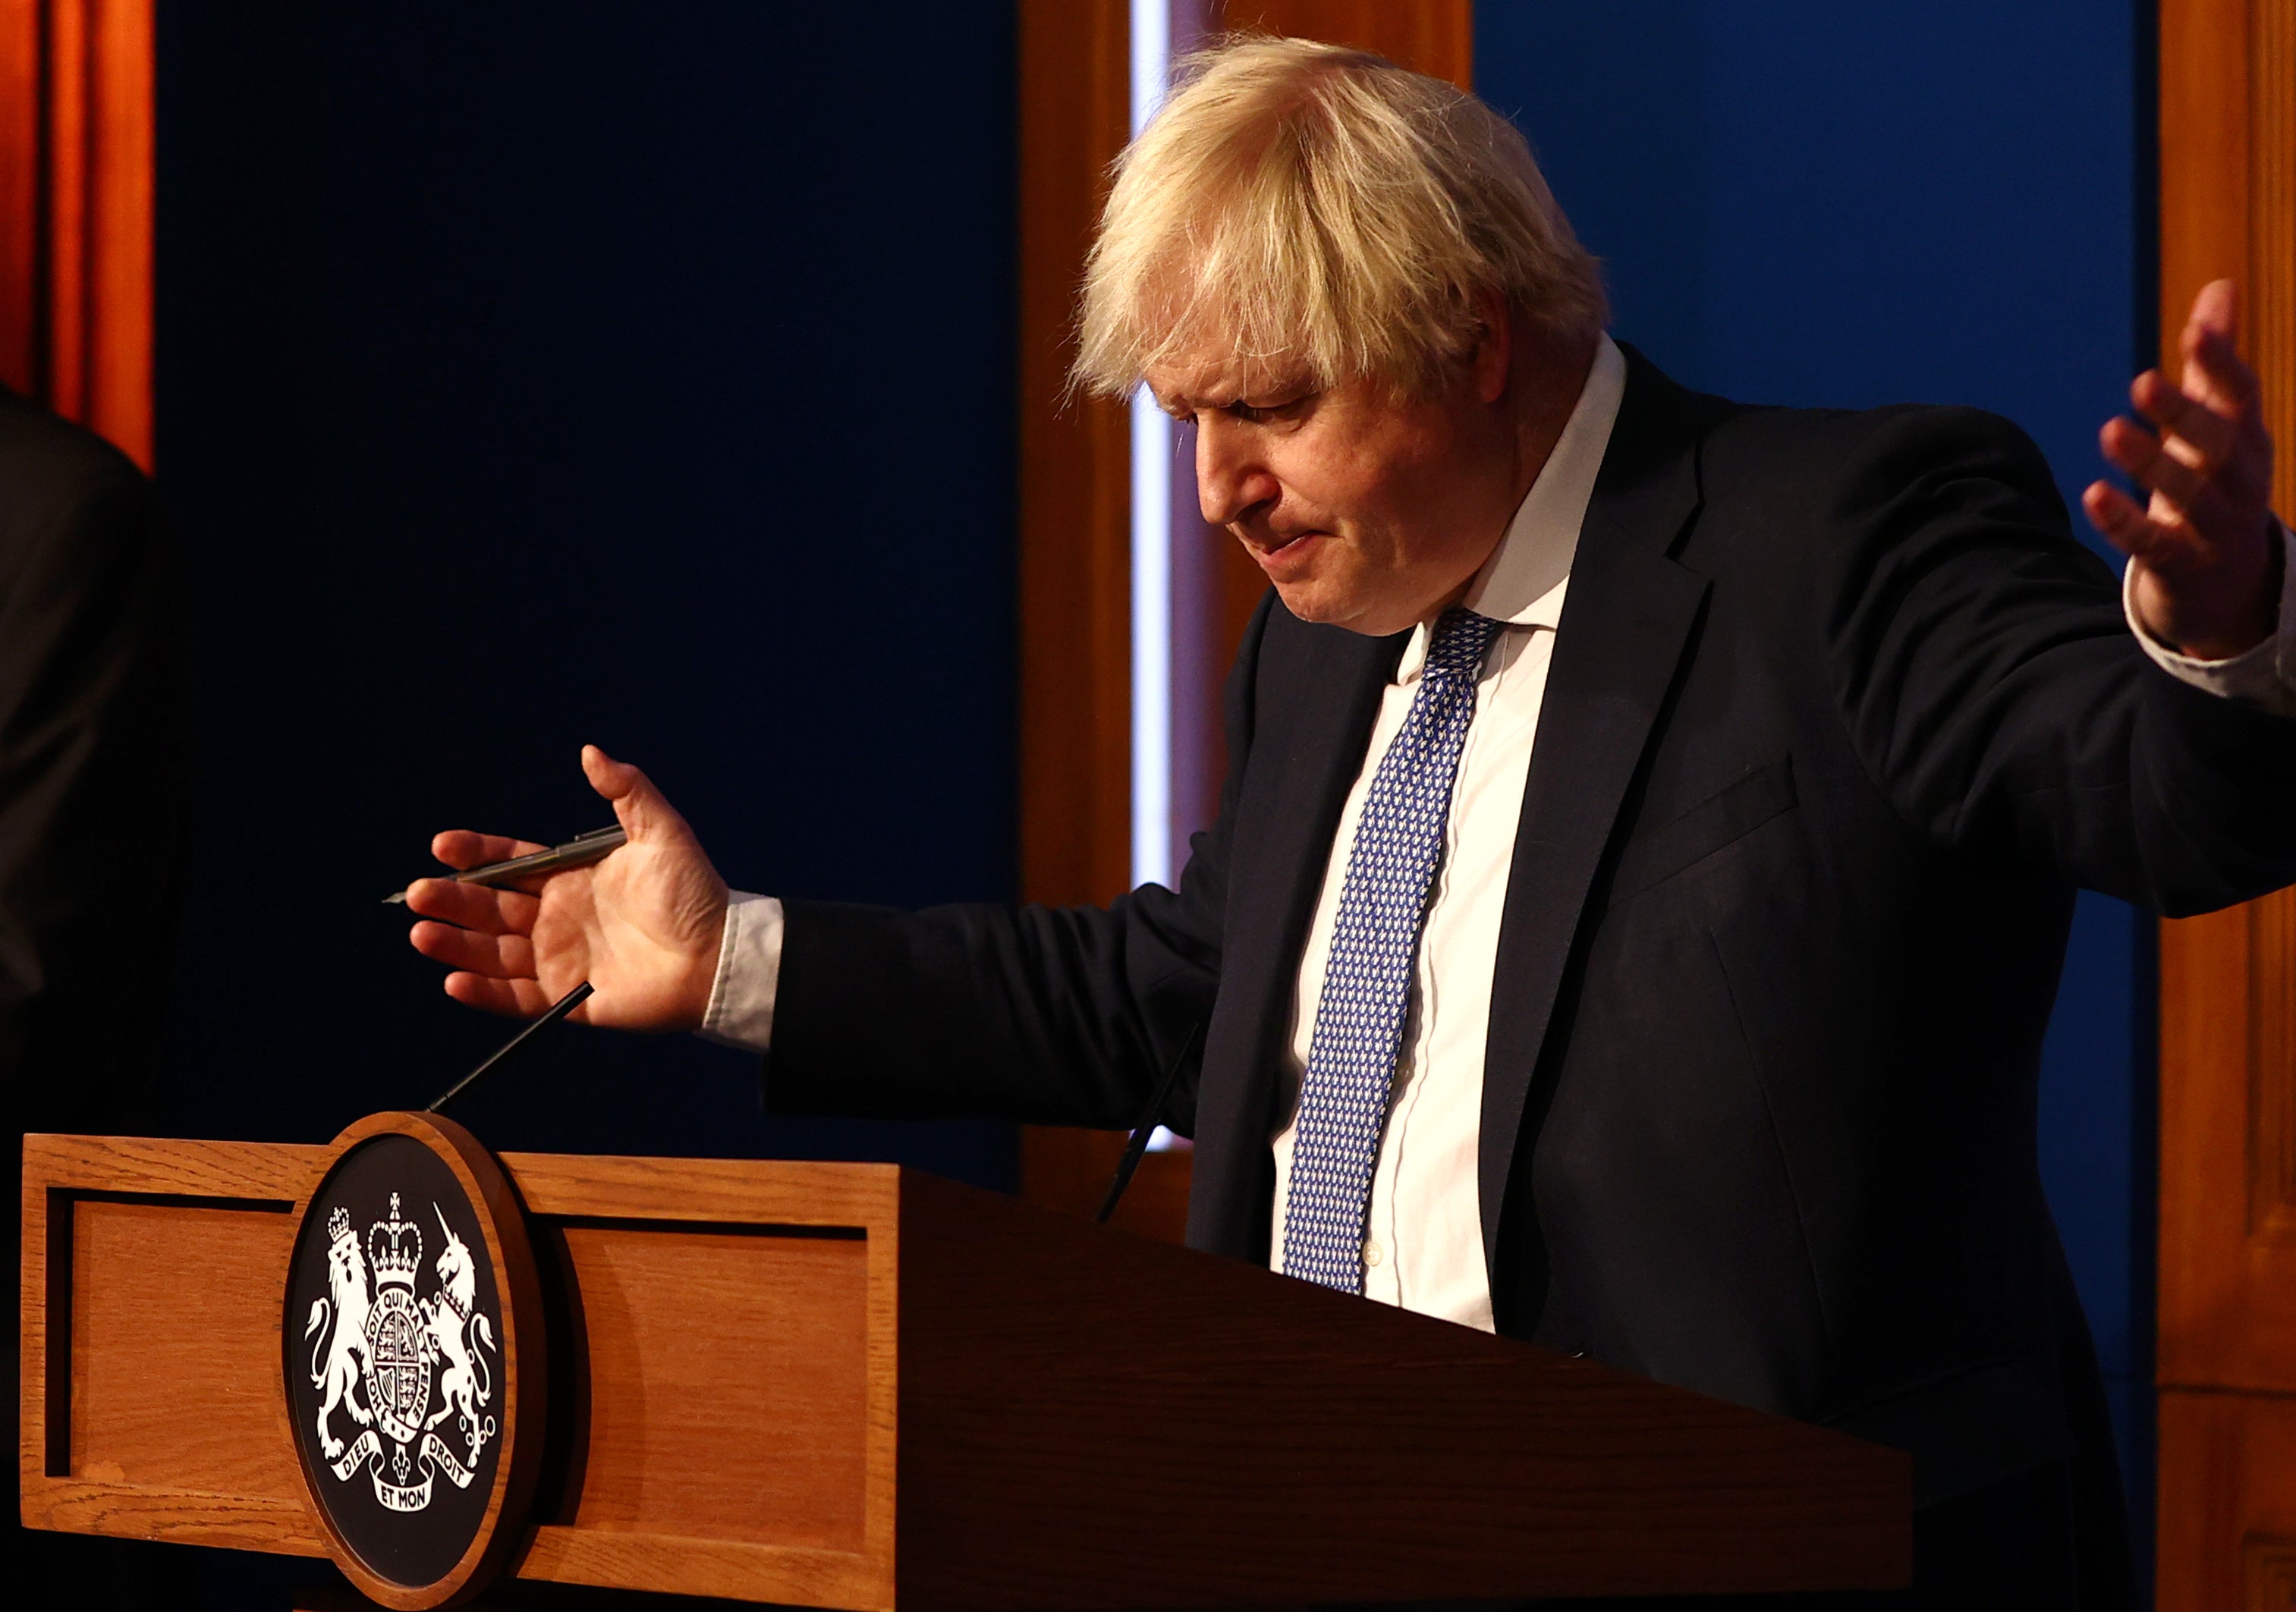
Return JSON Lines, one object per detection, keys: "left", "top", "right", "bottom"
{"left": 1282, "top": 606, "right": 1503, "bottom": 1293}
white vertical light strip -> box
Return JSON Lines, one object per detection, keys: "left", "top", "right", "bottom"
{"left": 1130, "top": 389, "right": 1172, "bottom": 890}
{"left": 1132, "top": 2, "right": 1187, "bottom": 1152}
{"left": 1128, "top": 0, "right": 1173, "bottom": 891}
{"left": 1129, "top": 0, "right": 1169, "bottom": 140}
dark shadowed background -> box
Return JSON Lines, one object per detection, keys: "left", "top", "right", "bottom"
{"left": 156, "top": 0, "right": 1020, "bottom": 1171}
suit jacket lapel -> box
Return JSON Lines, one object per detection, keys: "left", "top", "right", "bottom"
{"left": 1187, "top": 612, "right": 1401, "bottom": 1260}
{"left": 1478, "top": 349, "right": 1713, "bottom": 1275}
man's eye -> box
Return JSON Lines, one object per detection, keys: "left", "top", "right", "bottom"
{"left": 1226, "top": 396, "right": 1304, "bottom": 423}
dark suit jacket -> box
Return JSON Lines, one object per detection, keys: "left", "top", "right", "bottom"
{"left": 764, "top": 350, "right": 2296, "bottom": 1591}
{"left": 0, "top": 387, "right": 194, "bottom": 1604}
{"left": 0, "top": 387, "right": 190, "bottom": 1133}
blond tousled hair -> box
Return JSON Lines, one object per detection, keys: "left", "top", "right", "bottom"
{"left": 1074, "top": 35, "right": 1606, "bottom": 399}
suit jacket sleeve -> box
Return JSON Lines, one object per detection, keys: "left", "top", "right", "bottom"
{"left": 0, "top": 421, "right": 192, "bottom": 1137}
{"left": 1820, "top": 405, "right": 2296, "bottom": 916}
{"left": 760, "top": 595, "right": 1275, "bottom": 1133}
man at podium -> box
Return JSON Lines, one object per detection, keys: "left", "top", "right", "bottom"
{"left": 405, "top": 37, "right": 2292, "bottom": 1609}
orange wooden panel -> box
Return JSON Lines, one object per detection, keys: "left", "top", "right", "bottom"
{"left": 0, "top": 0, "right": 39, "bottom": 393}
{"left": 2155, "top": 5, "right": 2296, "bottom": 1610}
{"left": 498, "top": 1150, "right": 899, "bottom": 1229}
{"left": 0, "top": 1, "right": 153, "bottom": 463}
{"left": 1218, "top": 0, "right": 1472, "bottom": 86}
{"left": 554, "top": 1224, "right": 869, "bottom": 1550}
{"left": 2157, "top": 0, "right": 2250, "bottom": 344}
{"left": 1017, "top": 0, "right": 1133, "bottom": 915}
{"left": 2157, "top": 1389, "right": 2296, "bottom": 1612}
{"left": 70, "top": 1199, "right": 301, "bottom": 1499}
{"left": 2157, "top": 897, "right": 2296, "bottom": 1393}
{"left": 2255, "top": 4, "right": 2296, "bottom": 524}
{"left": 44, "top": 0, "right": 88, "bottom": 419}
{"left": 23, "top": 1137, "right": 907, "bottom": 1606}
{"left": 82, "top": 0, "right": 153, "bottom": 467}
{"left": 2156, "top": 0, "right": 2296, "bottom": 1399}
{"left": 20, "top": 1136, "right": 329, "bottom": 1554}
{"left": 495, "top": 1151, "right": 901, "bottom": 1608}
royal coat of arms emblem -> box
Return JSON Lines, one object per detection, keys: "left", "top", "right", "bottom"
{"left": 286, "top": 1114, "right": 540, "bottom": 1607}
{"left": 304, "top": 1190, "right": 502, "bottom": 1512}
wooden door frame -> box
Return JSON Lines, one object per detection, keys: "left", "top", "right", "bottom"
{"left": 2153, "top": 1, "right": 2296, "bottom": 1606}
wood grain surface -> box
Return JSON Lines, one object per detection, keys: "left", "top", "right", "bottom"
{"left": 2157, "top": 1388, "right": 2296, "bottom": 1612}
{"left": 1218, "top": 0, "right": 1471, "bottom": 86}
{"left": 498, "top": 1152, "right": 898, "bottom": 1229}
{"left": 548, "top": 1225, "right": 867, "bottom": 1548}
{"left": 71, "top": 1197, "right": 300, "bottom": 1496}
{"left": 0, "top": 0, "right": 38, "bottom": 392}
{"left": 2155, "top": 2, "right": 2296, "bottom": 1606}
{"left": 496, "top": 1149, "right": 899, "bottom": 1610}
{"left": 1016, "top": 0, "right": 1134, "bottom": 917}
{"left": 28, "top": 1136, "right": 1907, "bottom": 1607}
{"left": 20, "top": 1133, "right": 326, "bottom": 1554}
{"left": 895, "top": 1172, "right": 1908, "bottom": 1607}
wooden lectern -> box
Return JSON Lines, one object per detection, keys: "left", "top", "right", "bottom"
{"left": 22, "top": 1124, "right": 1911, "bottom": 1607}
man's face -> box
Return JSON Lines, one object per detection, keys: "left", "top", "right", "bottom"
{"left": 1144, "top": 340, "right": 1523, "bottom": 637}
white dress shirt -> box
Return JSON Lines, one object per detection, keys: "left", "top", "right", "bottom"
{"left": 701, "top": 340, "right": 2296, "bottom": 1333}
{"left": 1263, "top": 335, "right": 1626, "bottom": 1331}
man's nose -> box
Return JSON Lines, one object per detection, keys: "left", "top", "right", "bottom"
{"left": 1196, "top": 417, "right": 1275, "bottom": 527}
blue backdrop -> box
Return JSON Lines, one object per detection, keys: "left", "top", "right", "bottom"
{"left": 1477, "top": 0, "right": 2156, "bottom": 1554}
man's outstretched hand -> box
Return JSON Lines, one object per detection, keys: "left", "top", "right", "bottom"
{"left": 407, "top": 745, "right": 729, "bottom": 1030}
{"left": 2086, "top": 278, "right": 2281, "bottom": 661}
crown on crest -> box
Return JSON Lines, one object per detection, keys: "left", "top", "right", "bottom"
{"left": 368, "top": 1192, "right": 423, "bottom": 1287}
{"left": 326, "top": 1206, "right": 352, "bottom": 1245}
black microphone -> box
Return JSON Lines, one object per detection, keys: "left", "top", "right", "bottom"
{"left": 1097, "top": 1016, "right": 1207, "bottom": 1223}
{"left": 426, "top": 979, "right": 594, "bottom": 1114}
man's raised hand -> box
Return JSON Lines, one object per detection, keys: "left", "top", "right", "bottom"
{"left": 2085, "top": 278, "right": 2281, "bottom": 661}
{"left": 407, "top": 745, "right": 730, "bottom": 1031}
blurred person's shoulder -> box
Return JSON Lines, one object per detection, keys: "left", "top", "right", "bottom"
{"left": 0, "top": 383, "right": 159, "bottom": 586}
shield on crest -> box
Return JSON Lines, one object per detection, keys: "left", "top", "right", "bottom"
{"left": 363, "top": 1285, "right": 434, "bottom": 1447}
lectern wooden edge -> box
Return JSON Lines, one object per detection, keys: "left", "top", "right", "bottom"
{"left": 23, "top": 1130, "right": 1912, "bottom": 1607}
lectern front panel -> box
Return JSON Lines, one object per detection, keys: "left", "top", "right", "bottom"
{"left": 22, "top": 1135, "right": 330, "bottom": 1557}
{"left": 499, "top": 1152, "right": 901, "bottom": 1609}
{"left": 71, "top": 1196, "right": 301, "bottom": 1500}
{"left": 549, "top": 1220, "right": 869, "bottom": 1551}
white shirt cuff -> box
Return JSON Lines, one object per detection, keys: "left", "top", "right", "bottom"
{"left": 697, "top": 891, "right": 783, "bottom": 1052}
{"left": 2124, "top": 517, "right": 2296, "bottom": 718}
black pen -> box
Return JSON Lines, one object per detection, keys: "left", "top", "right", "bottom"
{"left": 382, "top": 825, "right": 626, "bottom": 905}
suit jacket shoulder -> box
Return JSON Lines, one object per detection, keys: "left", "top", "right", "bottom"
{"left": 0, "top": 385, "right": 189, "bottom": 1137}
{"left": 0, "top": 385, "right": 157, "bottom": 586}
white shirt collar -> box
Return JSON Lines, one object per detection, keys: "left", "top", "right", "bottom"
{"left": 1395, "top": 333, "right": 1627, "bottom": 680}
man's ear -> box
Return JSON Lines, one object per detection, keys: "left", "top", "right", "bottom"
{"left": 1469, "top": 287, "right": 1513, "bottom": 404}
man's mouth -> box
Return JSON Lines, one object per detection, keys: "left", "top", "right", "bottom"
{"left": 1250, "top": 529, "right": 1326, "bottom": 573}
